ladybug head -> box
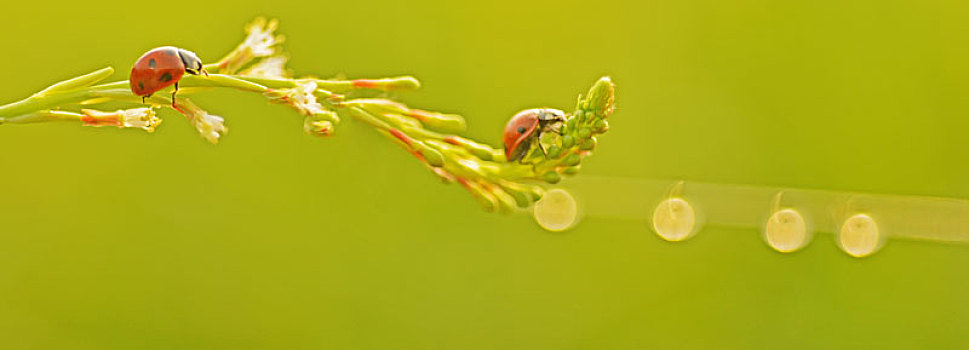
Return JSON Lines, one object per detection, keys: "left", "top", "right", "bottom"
{"left": 537, "top": 108, "right": 566, "bottom": 123}
{"left": 177, "top": 48, "right": 204, "bottom": 75}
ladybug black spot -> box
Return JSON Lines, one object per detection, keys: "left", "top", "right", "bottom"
{"left": 137, "top": 81, "right": 145, "bottom": 91}
{"left": 148, "top": 58, "right": 156, "bottom": 69}
{"left": 159, "top": 72, "right": 173, "bottom": 83}
{"left": 517, "top": 126, "right": 527, "bottom": 134}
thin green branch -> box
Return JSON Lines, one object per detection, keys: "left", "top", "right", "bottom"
{"left": 0, "top": 17, "right": 616, "bottom": 212}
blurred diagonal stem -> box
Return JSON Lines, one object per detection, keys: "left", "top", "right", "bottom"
{"left": 0, "top": 18, "right": 616, "bottom": 213}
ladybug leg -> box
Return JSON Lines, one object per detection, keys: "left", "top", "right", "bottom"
{"left": 539, "top": 142, "right": 549, "bottom": 159}
{"left": 171, "top": 82, "right": 179, "bottom": 108}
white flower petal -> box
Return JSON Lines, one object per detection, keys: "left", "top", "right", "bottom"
{"left": 241, "top": 55, "right": 290, "bottom": 79}
{"left": 244, "top": 18, "right": 283, "bottom": 57}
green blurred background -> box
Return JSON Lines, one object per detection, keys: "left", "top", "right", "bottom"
{"left": 2, "top": 0, "right": 968, "bottom": 348}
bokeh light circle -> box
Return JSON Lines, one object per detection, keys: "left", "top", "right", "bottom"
{"left": 839, "top": 213, "right": 881, "bottom": 258}
{"left": 764, "top": 208, "right": 810, "bottom": 253}
{"left": 651, "top": 198, "right": 696, "bottom": 241}
{"left": 533, "top": 189, "right": 578, "bottom": 232}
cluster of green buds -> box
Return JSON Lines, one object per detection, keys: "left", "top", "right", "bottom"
{"left": 340, "top": 78, "right": 615, "bottom": 212}
{"left": 0, "top": 18, "right": 616, "bottom": 213}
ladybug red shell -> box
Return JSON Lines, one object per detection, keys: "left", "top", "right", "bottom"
{"left": 503, "top": 108, "right": 566, "bottom": 162}
{"left": 129, "top": 46, "right": 205, "bottom": 103}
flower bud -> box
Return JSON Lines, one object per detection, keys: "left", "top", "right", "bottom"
{"left": 547, "top": 145, "right": 562, "bottom": 158}
{"left": 542, "top": 171, "right": 562, "bottom": 184}
{"left": 561, "top": 135, "right": 576, "bottom": 149}
{"left": 443, "top": 136, "right": 496, "bottom": 161}
{"left": 563, "top": 153, "right": 582, "bottom": 166}
{"left": 586, "top": 77, "right": 615, "bottom": 117}
{"left": 459, "top": 179, "right": 497, "bottom": 212}
{"left": 485, "top": 185, "right": 518, "bottom": 214}
{"left": 499, "top": 184, "right": 533, "bottom": 208}
{"left": 594, "top": 119, "right": 609, "bottom": 133}
{"left": 413, "top": 142, "right": 445, "bottom": 167}
{"left": 304, "top": 118, "right": 333, "bottom": 137}
{"left": 350, "top": 76, "right": 421, "bottom": 91}
{"left": 573, "top": 110, "right": 586, "bottom": 124}
{"left": 407, "top": 109, "right": 466, "bottom": 133}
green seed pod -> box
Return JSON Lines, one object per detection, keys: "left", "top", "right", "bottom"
{"left": 464, "top": 181, "right": 497, "bottom": 212}
{"left": 419, "top": 113, "right": 466, "bottom": 133}
{"left": 563, "top": 153, "right": 581, "bottom": 166}
{"left": 466, "top": 143, "right": 494, "bottom": 161}
{"left": 577, "top": 127, "right": 593, "bottom": 139}
{"left": 542, "top": 171, "right": 562, "bottom": 184}
{"left": 347, "top": 107, "right": 393, "bottom": 130}
{"left": 563, "top": 165, "right": 581, "bottom": 175}
{"left": 489, "top": 187, "right": 518, "bottom": 214}
{"left": 387, "top": 76, "right": 421, "bottom": 91}
{"left": 419, "top": 147, "right": 445, "bottom": 167}
{"left": 547, "top": 145, "right": 562, "bottom": 158}
{"left": 566, "top": 116, "right": 578, "bottom": 132}
{"left": 312, "top": 110, "right": 340, "bottom": 123}
{"left": 351, "top": 99, "right": 409, "bottom": 114}
{"left": 381, "top": 112, "right": 421, "bottom": 129}
{"left": 579, "top": 137, "right": 597, "bottom": 151}
{"left": 594, "top": 119, "right": 608, "bottom": 133}
{"left": 510, "top": 190, "right": 532, "bottom": 208}
{"left": 411, "top": 142, "right": 445, "bottom": 167}
{"left": 304, "top": 118, "right": 333, "bottom": 137}
{"left": 573, "top": 110, "right": 585, "bottom": 124}
{"left": 527, "top": 186, "right": 546, "bottom": 201}
{"left": 561, "top": 135, "right": 575, "bottom": 149}
{"left": 474, "top": 193, "right": 498, "bottom": 212}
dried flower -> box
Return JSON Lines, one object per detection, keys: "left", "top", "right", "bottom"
{"left": 244, "top": 18, "right": 284, "bottom": 57}
{"left": 241, "top": 55, "right": 290, "bottom": 79}
{"left": 214, "top": 17, "right": 286, "bottom": 74}
{"left": 174, "top": 99, "right": 227, "bottom": 144}
{"left": 265, "top": 80, "right": 325, "bottom": 116}
{"left": 80, "top": 108, "right": 161, "bottom": 132}
{"left": 304, "top": 118, "right": 333, "bottom": 137}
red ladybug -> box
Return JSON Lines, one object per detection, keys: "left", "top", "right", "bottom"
{"left": 129, "top": 46, "right": 206, "bottom": 104}
{"left": 503, "top": 108, "right": 566, "bottom": 162}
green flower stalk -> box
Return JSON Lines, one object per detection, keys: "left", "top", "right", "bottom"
{"left": 0, "top": 18, "right": 616, "bottom": 213}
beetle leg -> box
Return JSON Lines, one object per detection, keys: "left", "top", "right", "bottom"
{"left": 171, "top": 82, "right": 179, "bottom": 108}
{"left": 539, "top": 140, "right": 549, "bottom": 159}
